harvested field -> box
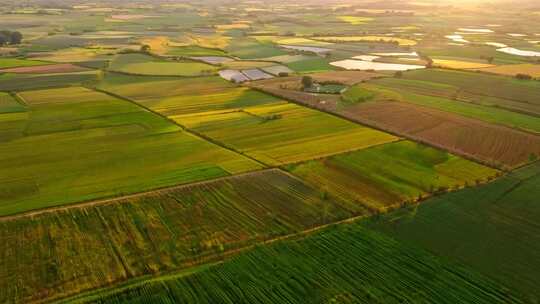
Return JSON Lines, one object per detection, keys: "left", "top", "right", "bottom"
{"left": 0, "top": 169, "right": 362, "bottom": 304}
{"left": 343, "top": 101, "right": 540, "bottom": 168}
{"left": 368, "top": 162, "right": 540, "bottom": 301}
{"left": 176, "top": 103, "right": 398, "bottom": 166}
{"left": 286, "top": 140, "right": 498, "bottom": 211}
{"left": 476, "top": 63, "right": 540, "bottom": 78}
{"left": 59, "top": 224, "right": 523, "bottom": 304}
{"left": 432, "top": 59, "right": 495, "bottom": 69}
{"left": 0, "top": 63, "right": 89, "bottom": 74}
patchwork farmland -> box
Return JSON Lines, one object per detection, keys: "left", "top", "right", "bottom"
{"left": 176, "top": 103, "right": 398, "bottom": 166}
{"left": 285, "top": 141, "right": 498, "bottom": 212}
{"left": 0, "top": 87, "right": 261, "bottom": 215}
{"left": 344, "top": 101, "right": 540, "bottom": 169}
{"left": 57, "top": 224, "right": 523, "bottom": 304}
{"left": 0, "top": 170, "right": 363, "bottom": 303}
{"left": 367, "top": 162, "right": 540, "bottom": 301}
{"left": 0, "top": 0, "right": 539, "bottom": 303}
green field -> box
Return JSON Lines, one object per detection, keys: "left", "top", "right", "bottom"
{"left": 0, "top": 170, "right": 362, "bottom": 304}
{"left": 177, "top": 102, "right": 398, "bottom": 166}
{"left": 0, "top": 58, "right": 48, "bottom": 69}
{"left": 0, "top": 87, "right": 261, "bottom": 216}
{"left": 367, "top": 162, "right": 540, "bottom": 302}
{"left": 58, "top": 224, "right": 523, "bottom": 304}
{"left": 225, "top": 38, "right": 287, "bottom": 59}
{"left": 166, "top": 45, "right": 227, "bottom": 57}
{"left": 286, "top": 141, "right": 499, "bottom": 211}
{"left": 341, "top": 85, "right": 376, "bottom": 103}
{"left": 392, "top": 69, "right": 540, "bottom": 115}
{"left": 0, "top": 92, "right": 25, "bottom": 113}
{"left": 97, "top": 74, "right": 283, "bottom": 116}
{"left": 97, "top": 74, "right": 234, "bottom": 101}
{"left": 368, "top": 79, "right": 540, "bottom": 133}
{"left": 108, "top": 53, "right": 217, "bottom": 76}
{"left": 0, "top": 71, "right": 100, "bottom": 91}
{"left": 148, "top": 87, "right": 283, "bottom": 116}
{"left": 286, "top": 57, "right": 336, "bottom": 73}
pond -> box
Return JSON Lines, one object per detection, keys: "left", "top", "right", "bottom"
{"left": 497, "top": 47, "right": 540, "bottom": 57}
{"left": 330, "top": 59, "right": 425, "bottom": 71}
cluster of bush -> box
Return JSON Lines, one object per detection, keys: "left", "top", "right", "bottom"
{"left": 0, "top": 30, "right": 23, "bottom": 46}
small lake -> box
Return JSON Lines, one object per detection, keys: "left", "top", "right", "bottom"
{"left": 485, "top": 42, "right": 507, "bottom": 48}
{"left": 445, "top": 35, "right": 469, "bottom": 43}
{"left": 497, "top": 47, "right": 540, "bottom": 57}
{"left": 458, "top": 28, "right": 494, "bottom": 33}
{"left": 330, "top": 59, "right": 425, "bottom": 71}
{"left": 352, "top": 55, "right": 380, "bottom": 61}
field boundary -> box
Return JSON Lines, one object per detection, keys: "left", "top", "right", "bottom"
{"left": 0, "top": 169, "right": 273, "bottom": 222}
{"left": 90, "top": 87, "right": 270, "bottom": 168}
{"left": 246, "top": 83, "right": 510, "bottom": 170}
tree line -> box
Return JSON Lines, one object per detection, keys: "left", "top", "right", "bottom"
{"left": 0, "top": 31, "right": 23, "bottom": 46}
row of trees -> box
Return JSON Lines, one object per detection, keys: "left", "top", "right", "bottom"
{"left": 0, "top": 31, "right": 23, "bottom": 46}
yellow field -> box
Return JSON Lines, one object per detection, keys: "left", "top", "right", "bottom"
{"left": 222, "top": 60, "right": 275, "bottom": 69}
{"left": 312, "top": 36, "right": 417, "bottom": 46}
{"left": 175, "top": 103, "right": 398, "bottom": 166}
{"left": 338, "top": 16, "right": 373, "bottom": 25}
{"left": 139, "top": 36, "right": 170, "bottom": 54}
{"left": 189, "top": 35, "right": 230, "bottom": 49}
{"left": 275, "top": 37, "right": 333, "bottom": 46}
{"left": 476, "top": 63, "right": 540, "bottom": 77}
{"left": 433, "top": 59, "right": 495, "bottom": 69}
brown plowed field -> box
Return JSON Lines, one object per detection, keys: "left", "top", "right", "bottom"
{"left": 344, "top": 101, "right": 540, "bottom": 169}
{"left": 0, "top": 63, "right": 88, "bottom": 74}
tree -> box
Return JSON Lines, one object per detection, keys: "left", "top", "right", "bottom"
{"left": 301, "top": 76, "right": 313, "bottom": 89}
{"left": 486, "top": 56, "right": 494, "bottom": 64}
{"left": 0, "top": 31, "right": 23, "bottom": 45}
{"left": 394, "top": 71, "right": 403, "bottom": 78}
{"left": 0, "top": 33, "right": 7, "bottom": 46}
{"left": 516, "top": 73, "right": 532, "bottom": 80}
{"left": 9, "top": 31, "right": 22, "bottom": 45}
{"left": 140, "top": 44, "right": 151, "bottom": 53}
